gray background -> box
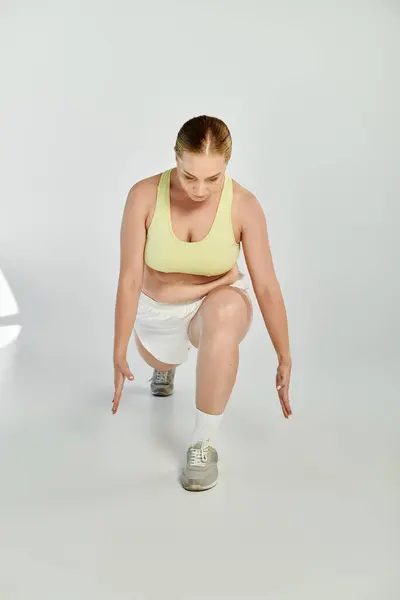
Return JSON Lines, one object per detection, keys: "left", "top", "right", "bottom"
{"left": 0, "top": 1, "right": 399, "bottom": 599}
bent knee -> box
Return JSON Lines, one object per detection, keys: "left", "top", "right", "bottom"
{"left": 201, "top": 287, "right": 252, "bottom": 328}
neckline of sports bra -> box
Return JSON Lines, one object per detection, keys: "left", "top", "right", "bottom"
{"left": 166, "top": 168, "right": 228, "bottom": 245}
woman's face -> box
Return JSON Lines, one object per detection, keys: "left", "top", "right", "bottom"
{"left": 176, "top": 151, "right": 227, "bottom": 202}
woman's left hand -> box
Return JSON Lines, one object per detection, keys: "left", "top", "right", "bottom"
{"left": 276, "top": 359, "right": 292, "bottom": 419}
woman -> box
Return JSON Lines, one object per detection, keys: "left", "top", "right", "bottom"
{"left": 112, "top": 115, "right": 292, "bottom": 492}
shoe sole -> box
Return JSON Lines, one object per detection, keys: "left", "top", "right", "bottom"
{"left": 180, "top": 477, "right": 218, "bottom": 492}
{"left": 151, "top": 389, "right": 174, "bottom": 397}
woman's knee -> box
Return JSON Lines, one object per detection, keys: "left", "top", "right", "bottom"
{"left": 205, "top": 288, "right": 251, "bottom": 325}
{"left": 190, "top": 287, "right": 252, "bottom": 345}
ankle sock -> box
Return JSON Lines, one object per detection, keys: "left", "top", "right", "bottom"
{"left": 191, "top": 408, "right": 224, "bottom": 447}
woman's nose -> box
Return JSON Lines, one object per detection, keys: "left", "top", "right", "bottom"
{"left": 193, "top": 183, "right": 206, "bottom": 197}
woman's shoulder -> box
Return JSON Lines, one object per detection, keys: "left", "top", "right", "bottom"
{"left": 125, "top": 172, "right": 165, "bottom": 211}
{"left": 232, "top": 178, "right": 252, "bottom": 199}
{"left": 128, "top": 172, "right": 162, "bottom": 197}
{"left": 232, "top": 178, "right": 259, "bottom": 211}
{"left": 231, "top": 178, "right": 265, "bottom": 233}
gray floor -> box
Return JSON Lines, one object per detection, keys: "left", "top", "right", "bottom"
{"left": 1, "top": 309, "right": 399, "bottom": 600}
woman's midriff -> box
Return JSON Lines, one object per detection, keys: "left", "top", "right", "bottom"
{"left": 142, "top": 265, "right": 231, "bottom": 303}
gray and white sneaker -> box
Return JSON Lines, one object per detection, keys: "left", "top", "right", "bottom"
{"left": 150, "top": 368, "right": 176, "bottom": 397}
{"left": 181, "top": 441, "right": 219, "bottom": 492}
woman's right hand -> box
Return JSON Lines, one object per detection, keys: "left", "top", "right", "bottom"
{"left": 112, "top": 356, "right": 134, "bottom": 414}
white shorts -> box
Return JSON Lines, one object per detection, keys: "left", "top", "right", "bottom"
{"left": 134, "top": 274, "right": 251, "bottom": 365}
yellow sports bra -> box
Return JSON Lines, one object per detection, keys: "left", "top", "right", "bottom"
{"left": 144, "top": 169, "right": 240, "bottom": 277}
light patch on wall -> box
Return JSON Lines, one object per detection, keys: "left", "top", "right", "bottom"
{"left": 0, "top": 269, "right": 22, "bottom": 349}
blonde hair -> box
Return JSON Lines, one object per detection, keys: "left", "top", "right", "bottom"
{"left": 174, "top": 115, "right": 232, "bottom": 162}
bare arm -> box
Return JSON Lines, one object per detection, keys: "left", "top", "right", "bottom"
{"left": 241, "top": 193, "right": 291, "bottom": 363}
{"left": 241, "top": 192, "right": 292, "bottom": 418}
{"left": 113, "top": 181, "right": 149, "bottom": 362}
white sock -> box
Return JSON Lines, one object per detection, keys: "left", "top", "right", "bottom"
{"left": 191, "top": 408, "right": 224, "bottom": 448}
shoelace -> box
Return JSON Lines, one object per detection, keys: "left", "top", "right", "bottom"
{"left": 152, "top": 370, "right": 172, "bottom": 385}
{"left": 188, "top": 442, "right": 210, "bottom": 466}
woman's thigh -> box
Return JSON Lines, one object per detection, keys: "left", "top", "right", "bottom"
{"left": 188, "top": 286, "right": 253, "bottom": 349}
